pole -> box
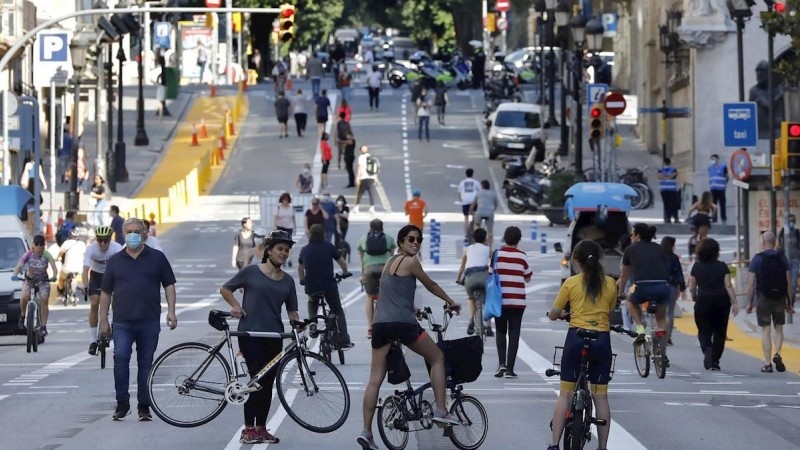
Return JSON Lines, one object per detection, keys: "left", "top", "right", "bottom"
{"left": 134, "top": 8, "right": 149, "bottom": 147}
{"left": 66, "top": 79, "right": 81, "bottom": 212}
{"left": 116, "top": 46, "right": 127, "bottom": 182}
{"left": 213, "top": 13, "right": 219, "bottom": 88}
{"left": 95, "top": 45, "right": 105, "bottom": 185}
{"left": 237, "top": 24, "right": 243, "bottom": 70}
{"left": 49, "top": 80, "right": 56, "bottom": 218}
{"left": 574, "top": 46, "right": 583, "bottom": 174}
{"left": 558, "top": 29, "right": 569, "bottom": 156}
{"left": 482, "top": 0, "right": 488, "bottom": 52}
{"left": 106, "top": 43, "right": 116, "bottom": 192}
{"left": 226, "top": 0, "right": 233, "bottom": 85}
{"left": 2, "top": 91, "right": 8, "bottom": 185}
{"left": 767, "top": 25, "right": 777, "bottom": 237}
{"left": 501, "top": 12, "right": 507, "bottom": 54}
{"left": 538, "top": 17, "right": 545, "bottom": 105}
{"left": 143, "top": 3, "right": 151, "bottom": 87}
{"left": 736, "top": 17, "right": 749, "bottom": 260}
{"left": 546, "top": 19, "right": 558, "bottom": 127}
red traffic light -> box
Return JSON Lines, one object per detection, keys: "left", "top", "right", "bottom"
{"left": 776, "top": 1, "right": 786, "bottom": 13}
{"left": 590, "top": 107, "right": 602, "bottom": 118}
{"left": 789, "top": 123, "right": 800, "bottom": 137}
{"left": 281, "top": 7, "right": 295, "bottom": 18}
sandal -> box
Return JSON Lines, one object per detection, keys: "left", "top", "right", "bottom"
{"left": 773, "top": 354, "right": 786, "bottom": 372}
{"left": 761, "top": 364, "right": 773, "bottom": 373}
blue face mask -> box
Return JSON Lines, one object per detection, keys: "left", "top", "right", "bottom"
{"left": 125, "top": 232, "right": 142, "bottom": 249}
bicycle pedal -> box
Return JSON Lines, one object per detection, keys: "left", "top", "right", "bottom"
{"left": 442, "top": 425, "right": 454, "bottom": 437}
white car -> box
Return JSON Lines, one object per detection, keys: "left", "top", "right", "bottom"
{"left": 486, "top": 102, "right": 549, "bottom": 161}
{"left": 0, "top": 215, "right": 32, "bottom": 336}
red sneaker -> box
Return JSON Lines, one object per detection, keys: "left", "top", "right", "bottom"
{"left": 258, "top": 428, "right": 280, "bottom": 443}
{"left": 239, "top": 427, "right": 260, "bottom": 444}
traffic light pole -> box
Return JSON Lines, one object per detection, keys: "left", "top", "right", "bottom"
{"left": 767, "top": 19, "right": 778, "bottom": 237}
{"left": 735, "top": 15, "right": 749, "bottom": 261}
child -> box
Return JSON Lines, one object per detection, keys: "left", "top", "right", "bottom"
{"left": 320, "top": 133, "right": 332, "bottom": 188}
{"left": 296, "top": 163, "right": 314, "bottom": 193}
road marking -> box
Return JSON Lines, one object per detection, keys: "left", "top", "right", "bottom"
{"left": 526, "top": 282, "right": 561, "bottom": 293}
{"left": 401, "top": 92, "right": 412, "bottom": 200}
{"left": 0, "top": 395, "right": 7, "bottom": 402}
{"left": 18, "top": 391, "right": 68, "bottom": 395}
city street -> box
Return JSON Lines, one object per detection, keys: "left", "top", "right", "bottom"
{"left": 1, "top": 79, "right": 799, "bottom": 450}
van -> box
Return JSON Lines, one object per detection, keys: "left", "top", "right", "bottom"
{"left": 0, "top": 215, "right": 32, "bottom": 336}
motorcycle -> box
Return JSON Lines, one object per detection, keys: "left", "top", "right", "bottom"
{"left": 388, "top": 62, "right": 409, "bottom": 88}
{"left": 503, "top": 172, "right": 549, "bottom": 214}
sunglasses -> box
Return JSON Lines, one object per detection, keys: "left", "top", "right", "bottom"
{"left": 405, "top": 236, "right": 423, "bottom": 244}
{"left": 97, "top": 238, "right": 110, "bottom": 244}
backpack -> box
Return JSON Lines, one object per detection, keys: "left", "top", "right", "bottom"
{"left": 756, "top": 252, "right": 788, "bottom": 299}
{"left": 365, "top": 154, "right": 380, "bottom": 176}
{"left": 386, "top": 343, "right": 411, "bottom": 385}
{"left": 365, "top": 231, "right": 388, "bottom": 256}
{"left": 56, "top": 223, "right": 70, "bottom": 246}
{"left": 277, "top": 62, "right": 286, "bottom": 76}
{"left": 336, "top": 120, "right": 350, "bottom": 140}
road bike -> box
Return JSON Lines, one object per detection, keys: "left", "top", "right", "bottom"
{"left": 545, "top": 319, "right": 635, "bottom": 450}
{"left": 377, "top": 305, "right": 488, "bottom": 450}
{"left": 632, "top": 301, "right": 668, "bottom": 379}
{"left": 147, "top": 310, "right": 350, "bottom": 432}
{"left": 308, "top": 272, "right": 351, "bottom": 364}
{"left": 14, "top": 273, "right": 47, "bottom": 353}
{"left": 60, "top": 272, "right": 80, "bottom": 307}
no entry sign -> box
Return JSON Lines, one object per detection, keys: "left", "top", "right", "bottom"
{"left": 604, "top": 92, "right": 627, "bottom": 117}
{"left": 496, "top": 0, "right": 510, "bottom": 12}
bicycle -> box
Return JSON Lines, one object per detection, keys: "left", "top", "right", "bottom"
{"left": 631, "top": 300, "right": 668, "bottom": 379}
{"left": 456, "top": 280, "right": 489, "bottom": 344}
{"left": 377, "top": 305, "right": 488, "bottom": 450}
{"left": 98, "top": 320, "right": 112, "bottom": 370}
{"left": 308, "top": 272, "right": 352, "bottom": 365}
{"left": 13, "top": 273, "right": 47, "bottom": 353}
{"left": 545, "top": 317, "right": 636, "bottom": 450}
{"left": 61, "top": 272, "right": 79, "bottom": 307}
{"left": 147, "top": 310, "right": 350, "bottom": 432}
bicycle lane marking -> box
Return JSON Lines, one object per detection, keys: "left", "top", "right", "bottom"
{"left": 516, "top": 338, "right": 649, "bottom": 450}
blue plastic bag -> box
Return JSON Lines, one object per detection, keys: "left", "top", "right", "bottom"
{"left": 484, "top": 250, "right": 503, "bottom": 322}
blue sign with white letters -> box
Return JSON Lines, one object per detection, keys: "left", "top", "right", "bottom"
{"left": 602, "top": 13, "right": 618, "bottom": 37}
{"left": 154, "top": 22, "right": 172, "bottom": 49}
{"left": 587, "top": 83, "right": 608, "bottom": 113}
{"left": 38, "top": 33, "right": 68, "bottom": 62}
{"left": 722, "top": 102, "right": 758, "bottom": 148}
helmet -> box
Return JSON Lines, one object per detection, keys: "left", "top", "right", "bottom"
{"left": 264, "top": 230, "right": 295, "bottom": 249}
{"left": 69, "top": 228, "right": 80, "bottom": 238}
{"left": 95, "top": 226, "right": 113, "bottom": 238}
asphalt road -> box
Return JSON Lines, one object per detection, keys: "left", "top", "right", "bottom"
{"left": 1, "top": 80, "right": 799, "bottom": 450}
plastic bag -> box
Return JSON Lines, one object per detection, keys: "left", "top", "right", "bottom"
{"left": 484, "top": 249, "right": 503, "bottom": 322}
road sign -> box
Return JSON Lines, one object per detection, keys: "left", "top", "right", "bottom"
{"left": 604, "top": 92, "right": 627, "bottom": 116}
{"left": 587, "top": 83, "right": 608, "bottom": 112}
{"left": 154, "top": 22, "right": 172, "bottom": 49}
{"left": 732, "top": 179, "right": 750, "bottom": 190}
{"left": 496, "top": 0, "right": 510, "bottom": 12}
{"left": 51, "top": 68, "right": 69, "bottom": 85}
{"left": 33, "top": 31, "right": 73, "bottom": 88}
{"left": 204, "top": 0, "right": 221, "bottom": 7}
{"left": 730, "top": 149, "right": 753, "bottom": 181}
{"left": 602, "top": 13, "right": 617, "bottom": 37}
{"left": 616, "top": 95, "right": 638, "bottom": 125}
{"left": 722, "top": 102, "right": 758, "bottom": 148}
{"left": 496, "top": 17, "right": 508, "bottom": 31}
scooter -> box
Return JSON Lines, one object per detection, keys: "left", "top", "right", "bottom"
{"left": 388, "top": 62, "right": 409, "bottom": 88}
{"left": 503, "top": 172, "right": 549, "bottom": 214}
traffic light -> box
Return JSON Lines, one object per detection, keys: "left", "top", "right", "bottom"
{"left": 782, "top": 121, "right": 800, "bottom": 170}
{"left": 589, "top": 104, "right": 604, "bottom": 139}
{"left": 279, "top": 3, "right": 295, "bottom": 42}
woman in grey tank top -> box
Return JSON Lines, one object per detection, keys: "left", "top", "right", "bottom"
{"left": 357, "top": 225, "right": 462, "bottom": 450}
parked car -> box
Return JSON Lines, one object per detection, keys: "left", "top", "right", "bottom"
{"left": 485, "top": 102, "right": 549, "bottom": 160}
{"left": 0, "top": 215, "right": 32, "bottom": 337}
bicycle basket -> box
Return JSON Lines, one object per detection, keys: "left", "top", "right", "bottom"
{"left": 435, "top": 336, "right": 484, "bottom": 384}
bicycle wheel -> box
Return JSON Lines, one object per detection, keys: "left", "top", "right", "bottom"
{"left": 569, "top": 391, "right": 588, "bottom": 450}
{"left": 653, "top": 340, "right": 667, "bottom": 379}
{"left": 147, "top": 342, "right": 232, "bottom": 428}
{"left": 26, "top": 303, "right": 36, "bottom": 353}
{"left": 449, "top": 395, "right": 489, "bottom": 450}
{"left": 633, "top": 340, "right": 649, "bottom": 378}
{"left": 377, "top": 395, "right": 410, "bottom": 450}
{"left": 276, "top": 350, "right": 350, "bottom": 433}
{"left": 628, "top": 184, "right": 646, "bottom": 210}
{"left": 474, "top": 303, "right": 485, "bottom": 343}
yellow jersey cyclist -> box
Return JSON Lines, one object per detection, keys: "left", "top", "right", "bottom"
{"left": 81, "top": 226, "right": 123, "bottom": 355}
{"left": 11, "top": 235, "right": 58, "bottom": 334}
{"left": 547, "top": 240, "right": 617, "bottom": 450}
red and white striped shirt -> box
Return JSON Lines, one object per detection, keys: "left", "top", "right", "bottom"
{"left": 491, "top": 246, "right": 532, "bottom": 309}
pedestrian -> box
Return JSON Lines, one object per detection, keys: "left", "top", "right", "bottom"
{"left": 297, "top": 50, "right": 308, "bottom": 77}
{"left": 220, "top": 230, "right": 299, "bottom": 444}
{"left": 109, "top": 205, "right": 125, "bottom": 246}
{"left": 319, "top": 190, "right": 339, "bottom": 243}
{"left": 304, "top": 196, "right": 328, "bottom": 238}
{"left": 456, "top": 227, "right": 493, "bottom": 336}
{"left": 472, "top": 48, "right": 486, "bottom": 89}
{"left": 273, "top": 192, "right": 296, "bottom": 267}
{"left": 59, "top": 129, "right": 72, "bottom": 183}
{"left": 343, "top": 131, "right": 357, "bottom": 188}
{"left": 410, "top": 79, "right": 424, "bottom": 124}
{"left": 404, "top": 188, "right": 428, "bottom": 231}
{"left": 657, "top": 157, "right": 680, "bottom": 224}
{"left": 231, "top": 217, "right": 256, "bottom": 270}
{"left": 366, "top": 66, "right": 382, "bottom": 110}
{"left": 470, "top": 180, "right": 498, "bottom": 247}
{"left": 433, "top": 80, "right": 449, "bottom": 125}
{"left": 492, "top": 226, "right": 532, "bottom": 379}
{"left": 336, "top": 98, "right": 352, "bottom": 123}
{"left": 353, "top": 145, "right": 379, "bottom": 215}
{"left": 291, "top": 88, "right": 309, "bottom": 137}
{"left": 307, "top": 52, "right": 324, "bottom": 98}
{"left": 196, "top": 41, "right": 208, "bottom": 83}
{"left": 746, "top": 231, "right": 793, "bottom": 373}
{"left": 458, "top": 169, "right": 481, "bottom": 240}
{"left": 274, "top": 91, "right": 291, "bottom": 138}
{"left": 320, "top": 133, "right": 333, "bottom": 188}
{"left": 416, "top": 89, "right": 431, "bottom": 142}
{"left": 708, "top": 154, "right": 729, "bottom": 224}
{"left": 778, "top": 214, "right": 799, "bottom": 304}
{"left": 142, "top": 220, "right": 163, "bottom": 252}
{"left": 335, "top": 195, "right": 350, "bottom": 243}
{"left": 272, "top": 59, "right": 287, "bottom": 96}
{"left": 687, "top": 191, "right": 716, "bottom": 242}
{"left": 99, "top": 217, "right": 178, "bottom": 421}
{"left": 617, "top": 234, "right": 635, "bottom": 331}
{"left": 339, "top": 65, "right": 352, "bottom": 102}
{"left": 689, "top": 238, "right": 739, "bottom": 371}
{"left": 296, "top": 163, "right": 314, "bottom": 194}
{"left": 357, "top": 219, "right": 396, "bottom": 339}
{"left": 248, "top": 49, "right": 260, "bottom": 85}
{"left": 314, "top": 89, "right": 333, "bottom": 136}
{"left": 661, "top": 236, "right": 685, "bottom": 345}
{"left": 334, "top": 110, "right": 352, "bottom": 169}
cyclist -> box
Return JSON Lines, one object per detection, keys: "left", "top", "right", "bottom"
{"left": 358, "top": 224, "right": 461, "bottom": 450}
{"left": 57, "top": 228, "right": 87, "bottom": 301}
{"left": 81, "top": 226, "right": 123, "bottom": 355}
{"left": 469, "top": 180, "right": 498, "bottom": 247}
{"left": 297, "top": 224, "right": 354, "bottom": 349}
{"left": 220, "top": 230, "right": 301, "bottom": 444}
{"left": 11, "top": 235, "right": 57, "bottom": 334}
{"left": 455, "top": 227, "right": 493, "bottom": 336}
{"left": 617, "top": 223, "right": 672, "bottom": 363}
{"left": 547, "top": 240, "right": 617, "bottom": 450}
{"left": 357, "top": 219, "right": 396, "bottom": 339}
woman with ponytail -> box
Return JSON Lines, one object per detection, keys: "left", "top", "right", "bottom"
{"left": 547, "top": 240, "right": 617, "bottom": 450}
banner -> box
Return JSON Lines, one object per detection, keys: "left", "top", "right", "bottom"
{"left": 180, "top": 24, "right": 213, "bottom": 83}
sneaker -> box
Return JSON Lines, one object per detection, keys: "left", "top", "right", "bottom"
{"left": 357, "top": 430, "right": 379, "bottom": 450}
{"left": 711, "top": 363, "right": 721, "bottom": 371}
{"left": 466, "top": 319, "right": 475, "bottom": 335}
{"left": 41, "top": 327, "right": 48, "bottom": 336}
{"left": 340, "top": 342, "right": 355, "bottom": 351}
{"left": 703, "top": 348, "right": 713, "bottom": 370}
{"left": 547, "top": 446, "right": 560, "bottom": 450}
{"left": 239, "top": 427, "right": 260, "bottom": 444}
{"left": 773, "top": 354, "right": 786, "bottom": 373}
{"left": 635, "top": 325, "right": 646, "bottom": 336}
{"left": 88, "top": 342, "right": 98, "bottom": 356}
{"left": 761, "top": 364, "right": 773, "bottom": 373}
{"left": 504, "top": 370, "right": 519, "bottom": 379}
{"left": 494, "top": 365, "right": 507, "bottom": 378}
{"left": 485, "top": 326, "right": 494, "bottom": 337}
{"left": 137, "top": 406, "right": 152, "bottom": 421}
{"left": 432, "top": 410, "right": 460, "bottom": 426}
{"left": 369, "top": 206, "right": 375, "bottom": 215}
{"left": 112, "top": 402, "right": 130, "bottom": 421}
{"left": 258, "top": 428, "right": 280, "bottom": 443}
{"left": 18, "top": 315, "right": 25, "bottom": 329}
{"left": 352, "top": 206, "right": 360, "bottom": 214}
{"left": 667, "top": 338, "right": 673, "bottom": 346}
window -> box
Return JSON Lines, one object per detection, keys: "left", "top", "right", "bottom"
{"left": 495, "top": 111, "right": 542, "bottom": 129}
{"left": 0, "top": 238, "right": 26, "bottom": 271}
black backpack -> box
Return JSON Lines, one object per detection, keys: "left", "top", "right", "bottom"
{"left": 336, "top": 120, "right": 350, "bottom": 140}
{"left": 756, "top": 252, "right": 788, "bottom": 299}
{"left": 365, "top": 232, "right": 388, "bottom": 256}
{"left": 56, "top": 224, "right": 69, "bottom": 246}
{"left": 386, "top": 343, "right": 411, "bottom": 385}
{"left": 365, "top": 155, "right": 381, "bottom": 176}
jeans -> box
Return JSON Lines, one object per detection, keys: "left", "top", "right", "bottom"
{"left": 368, "top": 87, "right": 380, "bottom": 109}
{"left": 660, "top": 191, "right": 680, "bottom": 223}
{"left": 418, "top": 116, "right": 430, "bottom": 140}
{"left": 311, "top": 78, "right": 321, "bottom": 97}
{"left": 325, "top": 228, "right": 335, "bottom": 244}
{"left": 711, "top": 189, "right": 726, "bottom": 222}
{"left": 356, "top": 178, "right": 377, "bottom": 206}
{"left": 92, "top": 200, "right": 107, "bottom": 227}
{"left": 58, "top": 155, "right": 70, "bottom": 181}
{"left": 341, "top": 86, "right": 351, "bottom": 102}
{"left": 113, "top": 320, "right": 161, "bottom": 406}
{"left": 307, "top": 288, "right": 351, "bottom": 345}
{"left": 294, "top": 113, "right": 307, "bottom": 136}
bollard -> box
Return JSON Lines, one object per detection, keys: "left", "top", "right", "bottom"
{"left": 541, "top": 232, "right": 547, "bottom": 254}
{"left": 531, "top": 220, "right": 538, "bottom": 240}
{"left": 433, "top": 246, "right": 440, "bottom": 265}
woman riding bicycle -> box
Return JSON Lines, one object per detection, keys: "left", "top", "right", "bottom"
{"left": 220, "top": 230, "right": 301, "bottom": 445}
{"left": 547, "top": 240, "right": 617, "bottom": 450}
{"left": 455, "top": 227, "right": 493, "bottom": 337}
{"left": 358, "top": 224, "right": 461, "bottom": 450}
{"left": 11, "top": 235, "right": 57, "bottom": 334}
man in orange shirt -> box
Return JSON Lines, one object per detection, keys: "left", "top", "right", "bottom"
{"left": 404, "top": 189, "right": 428, "bottom": 230}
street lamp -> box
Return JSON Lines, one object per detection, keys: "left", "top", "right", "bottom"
{"left": 585, "top": 18, "right": 604, "bottom": 53}
{"left": 569, "top": 12, "right": 587, "bottom": 173}
{"left": 116, "top": 46, "right": 128, "bottom": 182}
{"left": 134, "top": 6, "right": 149, "bottom": 147}
{"left": 65, "top": 34, "right": 90, "bottom": 212}
{"left": 534, "top": 0, "right": 547, "bottom": 106}
{"left": 555, "top": 0, "right": 571, "bottom": 156}
{"left": 544, "top": 0, "right": 559, "bottom": 128}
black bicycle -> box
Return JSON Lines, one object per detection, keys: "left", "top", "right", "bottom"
{"left": 308, "top": 272, "right": 351, "bottom": 364}
{"left": 14, "top": 273, "right": 47, "bottom": 353}
{"left": 147, "top": 310, "right": 350, "bottom": 432}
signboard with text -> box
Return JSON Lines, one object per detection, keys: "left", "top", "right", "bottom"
{"left": 748, "top": 189, "right": 800, "bottom": 258}
{"left": 33, "top": 31, "right": 73, "bottom": 88}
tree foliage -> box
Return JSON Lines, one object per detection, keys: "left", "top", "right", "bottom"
{"left": 761, "top": 0, "right": 800, "bottom": 86}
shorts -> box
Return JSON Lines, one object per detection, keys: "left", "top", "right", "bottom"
{"left": 464, "top": 270, "right": 488, "bottom": 297}
{"left": 322, "top": 160, "right": 330, "bottom": 174}
{"left": 560, "top": 327, "right": 612, "bottom": 393}
{"left": 461, "top": 204, "right": 471, "bottom": 216}
{"left": 692, "top": 213, "right": 711, "bottom": 229}
{"left": 371, "top": 322, "right": 426, "bottom": 349}
{"left": 363, "top": 264, "right": 383, "bottom": 296}
{"left": 277, "top": 116, "right": 289, "bottom": 124}
{"left": 88, "top": 270, "right": 104, "bottom": 296}
{"left": 317, "top": 116, "right": 328, "bottom": 124}
{"left": 473, "top": 215, "right": 494, "bottom": 233}
{"left": 23, "top": 281, "right": 50, "bottom": 299}
{"left": 630, "top": 280, "right": 671, "bottom": 306}
{"left": 756, "top": 293, "right": 786, "bottom": 326}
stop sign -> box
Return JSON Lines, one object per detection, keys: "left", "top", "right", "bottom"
{"left": 496, "top": 0, "right": 510, "bottom": 12}
{"left": 205, "top": 0, "right": 221, "bottom": 7}
{"left": 603, "top": 92, "right": 627, "bottom": 117}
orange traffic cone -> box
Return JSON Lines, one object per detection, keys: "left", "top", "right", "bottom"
{"left": 210, "top": 84, "right": 216, "bottom": 97}
{"left": 200, "top": 118, "right": 208, "bottom": 138}
{"left": 57, "top": 206, "right": 64, "bottom": 228}
{"left": 227, "top": 111, "right": 235, "bottom": 136}
{"left": 45, "top": 211, "right": 55, "bottom": 243}
{"left": 191, "top": 124, "right": 199, "bottom": 146}
{"left": 243, "top": 79, "right": 248, "bottom": 92}
{"left": 286, "top": 77, "right": 293, "bottom": 91}
{"left": 216, "top": 135, "right": 226, "bottom": 162}
{"left": 219, "top": 127, "right": 227, "bottom": 149}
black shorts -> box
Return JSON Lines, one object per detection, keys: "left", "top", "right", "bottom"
{"left": 371, "top": 322, "right": 426, "bottom": 349}
{"left": 630, "top": 280, "right": 671, "bottom": 305}
{"left": 322, "top": 160, "right": 330, "bottom": 174}
{"left": 317, "top": 116, "right": 328, "bottom": 124}
{"left": 560, "top": 327, "right": 613, "bottom": 386}
{"left": 277, "top": 116, "right": 289, "bottom": 124}
{"left": 462, "top": 204, "right": 471, "bottom": 216}
{"left": 88, "top": 270, "right": 104, "bottom": 296}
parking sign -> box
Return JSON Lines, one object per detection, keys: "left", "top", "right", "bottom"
{"left": 33, "top": 31, "right": 72, "bottom": 88}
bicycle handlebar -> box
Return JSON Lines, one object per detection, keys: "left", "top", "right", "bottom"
{"left": 335, "top": 272, "right": 352, "bottom": 282}
{"left": 610, "top": 324, "right": 639, "bottom": 338}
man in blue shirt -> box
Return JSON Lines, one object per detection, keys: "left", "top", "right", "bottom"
{"left": 109, "top": 205, "right": 124, "bottom": 245}
{"left": 319, "top": 190, "right": 339, "bottom": 244}
{"left": 708, "top": 154, "right": 729, "bottom": 225}
{"left": 657, "top": 158, "right": 680, "bottom": 224}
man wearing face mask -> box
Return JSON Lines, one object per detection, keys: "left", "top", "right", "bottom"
{"left": 657, "top": 158, "right": 680, "bottom": 224}
{"left": 319, "top": 191, "right": 340, "bottom": 244}
{"left": 778, "top": 214, "right": 800, "bottom": 305}
{"left": 708, "top": 154, "right": 729, "bottom": 225}
{"left": 100, "top": 217, "right": 177, "bottom": 422}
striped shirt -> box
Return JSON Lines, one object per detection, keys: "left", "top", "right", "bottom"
{"left": 491, "top": 246, "right": 532, "bottom": 308}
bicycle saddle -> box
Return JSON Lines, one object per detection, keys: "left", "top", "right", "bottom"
{"left": 577, "top": 329, "right": 599, "bottom": 340}
{"left": 310, "top": 291, "right": 327, "bottom": 300}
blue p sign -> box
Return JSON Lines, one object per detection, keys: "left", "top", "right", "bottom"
{"left": 39, "top": 34, "right": 68, "bottom": 62}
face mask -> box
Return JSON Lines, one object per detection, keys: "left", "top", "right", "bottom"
{"left": 323, "top": 195, "right": 332, "bottom": 202}
{"left": 302, "top": 168, "right": 309, "bottom": 174}
{"left": 337, "top": 200, "right": 344, "bottom": 207}
{"left": 125, "top": 233, "right": 142, "bottom": 249}
{"left": 710, "top": 159, "right": 717, "bottom": 164}
{"left": 790, "top": 221, "right": 796, "bottom": 229}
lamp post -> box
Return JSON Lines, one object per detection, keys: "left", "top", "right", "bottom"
{"left": 104, "top": 43, "right": 116, "bottom": 192}
{"left": 116, "top": 46, "right": 128, "bottom": 181}
{"left": 555, "top": 0, "right": 570, "bottom": 156}
{"left": 66, "top": 35, "right": 89, "bottom": 212}
{"left": 133, "top": 10, "right": 148, "bottom": 147}
{"left": 544, "top": 0, "right": 559, "bottom": 127}
{"left": 658, "top": 9, "right": 686, "bottom": 161}
{"left": 534, "top": 0, "right": 546, "bottom": 105}
{"left": 569, "top": 13, "right": 586, "bottom": 173}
